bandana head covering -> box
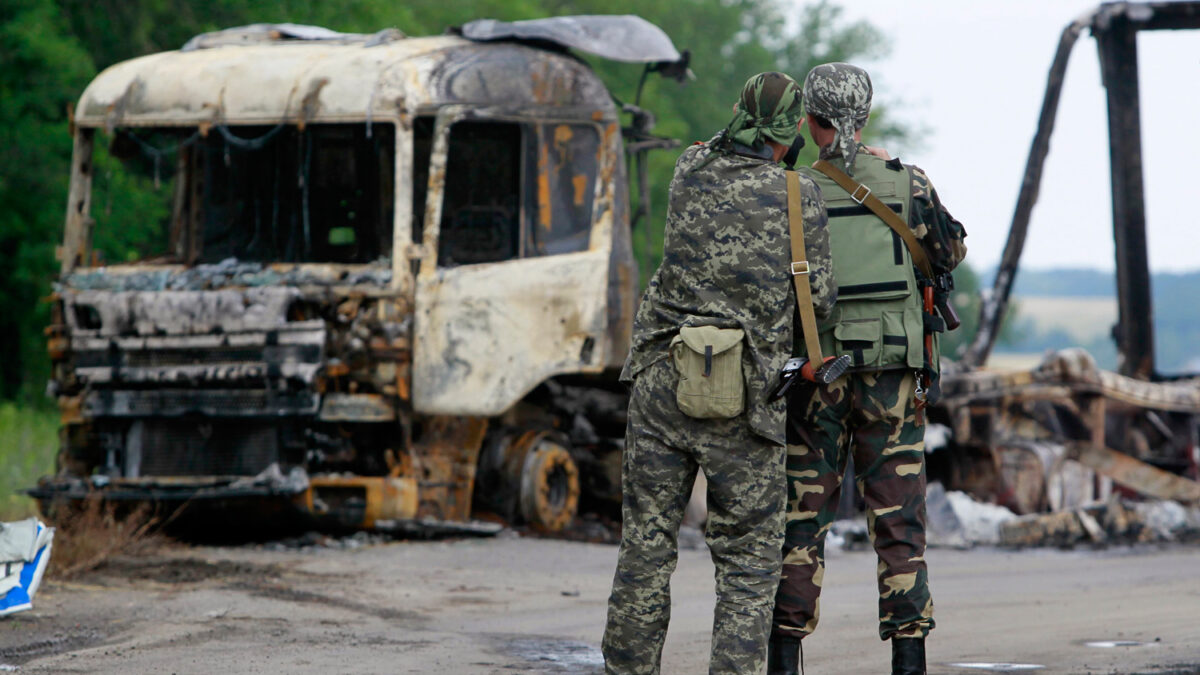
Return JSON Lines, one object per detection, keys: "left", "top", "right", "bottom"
{"left": 803, "top": 63, "right": 872, "bottom": 175}
{"left": 724, "top": 71, "right": 803, "bottom": 149}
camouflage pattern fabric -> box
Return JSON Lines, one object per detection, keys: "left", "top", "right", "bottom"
{"left": 621, "top": 139, "right": 833, "bottom": 446}
{"left": 770, "top": 61, "right": 966, "bottom": 650}
{"left": 608, "top": 77, "right": 834, "bottom": 672}
{"left": 603, "top": 358, "right": 787, "bottom": 674}
{"left": 908, "top": 164, "right": 968, "bottom": 275}
{"left": 726, "top": 71, "right": 804, "bottom": 148}
{"left": 772, "top": 370, "right": 934, "bottom": 641}
{"left": 803, "top": 63, "right": 872, "bottom": 176}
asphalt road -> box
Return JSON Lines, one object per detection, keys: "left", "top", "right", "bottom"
{"left": 2, "top": 534, "right": 1198, "bottom": 674}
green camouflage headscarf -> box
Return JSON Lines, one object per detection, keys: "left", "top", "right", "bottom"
{"left": 725, "top": 71, "right": 803, "bottom": 149}
{"left": 803, "top": 63, "right": 872, "bottom": 175}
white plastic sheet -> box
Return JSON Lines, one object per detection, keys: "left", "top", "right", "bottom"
{"left": 0, "top": 518, "right": 54, "bottom": 617}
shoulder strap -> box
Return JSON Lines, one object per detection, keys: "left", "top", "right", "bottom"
{"left": 785, "top": 171, "right": 825, "bottom": 364}
{"left": 811, "top": 159, "right": 934, "bottom": 280}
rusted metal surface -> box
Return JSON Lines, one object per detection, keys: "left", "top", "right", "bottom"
{"left": 318, "top": 394, "right": 395, "bottom": 422}
{"left": 304, "top": 475, "right": 419, "bottom": 529}
{"left": 935, "top": 347, "right": 1199, "bottom": 514}
{"left": 59, "top": 129, "right": 93, "bottom": 274}
{"left": 412, "top": 251, "right": 610, "bottom": 416}
{"left": 1073, "top": 444, "right": 1200, "bottom": 504}
{"left": 410, "top": 105, "right": 619, "bottom": 416}
{"left": 476, "top": 430, "right": 581, "bottom": 532}
{"left": 39, "top": 17, "right": 686, "bottom": 535}
{"left": 995, "top": 496, "right": 1200, "bottom": 547}
{"left": 74, "top": 38, "right": 613, "bottom": 129}
{"left": 412, "top": 416, "right": 489, "bottom": 522}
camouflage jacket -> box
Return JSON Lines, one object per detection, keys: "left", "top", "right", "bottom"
{"left": 820, "top": 143, "right": 967, "bottom": 274}
{"left": 622, "top": 138, "right": 834, "bottom": 444}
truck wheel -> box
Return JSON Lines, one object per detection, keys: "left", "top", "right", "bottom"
{"left": 517, "top": 435, "right": 580, "bottom": 532}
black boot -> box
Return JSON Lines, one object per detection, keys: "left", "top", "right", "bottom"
{"left": 767, "top": 636, "right": 801, "bottom": 675}
{"left": 891, "top": 637, "right": 926, "bottom": 675}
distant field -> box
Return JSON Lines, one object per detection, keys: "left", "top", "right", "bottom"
{"left": 0, "top": 404, "right": 57, "bottom": 519}
{"left": 1011, "top": 295, "right": 1117, "bottom": 342}
{"left": 983, "top": 352, "right": 1046, "bottom": 371}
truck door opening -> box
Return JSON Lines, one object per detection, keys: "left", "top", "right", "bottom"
{"left": 410, "top": 118, "right": 600, "bottom": 266}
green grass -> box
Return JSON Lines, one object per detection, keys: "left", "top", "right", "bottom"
{"left": 0, "top": 403, "right": 58, "bottom": 520}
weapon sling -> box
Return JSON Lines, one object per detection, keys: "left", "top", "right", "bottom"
{"left": 811, "top": 159, "right": 934, "bottom": 279}
{"left": 785, "top": 170, "right": 825, "bottom": 364}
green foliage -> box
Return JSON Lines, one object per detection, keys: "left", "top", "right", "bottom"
{"left": 0, "top": 0, "right": 906, "bottom": 398}
{"left": 90, "top": 137, "right": 174, "bottom": 264}
{"left": 0, "top": 403, "right": 58, "bottom": 518}
{"left": 0, "top": 0, "right": 94, "bottom": 399}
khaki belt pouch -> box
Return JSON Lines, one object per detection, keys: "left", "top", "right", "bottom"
{"left": 670, "top": 325, "right": 746, "bottom": 419}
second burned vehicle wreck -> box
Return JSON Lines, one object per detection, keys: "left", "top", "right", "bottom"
{"left": 36, "top": 17, "right": 689, "bottom": 533}
{"left": 927, "top": 2, "right": 1200, "bottom": 518}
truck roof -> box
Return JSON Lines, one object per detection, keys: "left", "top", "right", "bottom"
{"left": 75, "top": 30, "right": 616, "bottom": 128}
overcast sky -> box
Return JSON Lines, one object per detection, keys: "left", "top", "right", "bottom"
{"left": 803, "top": 0, "right": 1200, "bottom": 272}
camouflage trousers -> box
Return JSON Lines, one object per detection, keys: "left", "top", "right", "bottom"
{"left": 771, "top": 369, "right": 934, "bottom": 642}
{"left": 603, "top": 358, "right": 787, "bottom": 675}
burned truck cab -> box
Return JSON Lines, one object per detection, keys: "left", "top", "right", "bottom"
{"left": 39, "top": 19, "right": 686, "bottom": 533}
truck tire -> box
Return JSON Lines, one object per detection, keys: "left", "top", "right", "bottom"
{"left": 517, "top": 434, "right": 580, "bottom": 532}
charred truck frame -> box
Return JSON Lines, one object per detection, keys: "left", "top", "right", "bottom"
{"left": 931, "top": 1, "right": 1200, "bottom": 514}
{"left": 36, "top": 18, "right": 688, "bottom": 533}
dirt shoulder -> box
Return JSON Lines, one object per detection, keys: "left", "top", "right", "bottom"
{"left": 2, "top": 536, "right": 1199, "bottom": 674}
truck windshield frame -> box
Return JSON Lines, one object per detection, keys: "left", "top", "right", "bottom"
{"left": 86, "top": 122, "right": 397, "bottom": 267}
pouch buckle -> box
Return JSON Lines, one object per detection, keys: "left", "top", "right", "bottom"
{"left": 790, "top": 261, "right": 810, "bottom": 276}
{"left": 850, "top": 184, "right": 872, "bottom": 204}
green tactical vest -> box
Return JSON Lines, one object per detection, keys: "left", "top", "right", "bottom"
{"left": 798, "top": 153, "right": 938, "bottom": 374}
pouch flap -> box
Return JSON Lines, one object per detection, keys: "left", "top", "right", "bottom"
{"left": 833, "top": 320, "right": 880, "bottom": 343}
{"left": 677, "top": 326, "right": 744, "bottom": 355}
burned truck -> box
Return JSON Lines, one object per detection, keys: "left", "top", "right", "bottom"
{"left": 929, "top": 1, "right": 1200, "bottom": 516}
{"left": 36, "top": 18, "right": 688, "bottom": 533}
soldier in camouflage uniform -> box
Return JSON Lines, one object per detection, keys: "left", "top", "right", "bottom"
{"left": 602, "top": 72, "right": 835, "bottom": 675}
{"left": 767, "top": 64, "right": 968, "bottom": 675}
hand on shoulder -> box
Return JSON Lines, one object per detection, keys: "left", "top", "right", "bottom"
{"left": 863, "top": 145, "right": 891, "bottom": 160}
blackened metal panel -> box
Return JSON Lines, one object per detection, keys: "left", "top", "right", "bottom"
{"left": 1125, "top": 1, "right": 1200, "bottom": 31}
{"left": 960, "top": 13, "right": 1092, "bottom": 368}
{"left": 1096, "top": 15, "right": 1155, "bottom": 380}
{"left": 459, "top": 16, "right": 683, "bottom": 65}
{"left": 139, "top": 419, "right": 280, "bottom": 476}
{"left": 425, "top": 44, "right": 612, "bottom": 110}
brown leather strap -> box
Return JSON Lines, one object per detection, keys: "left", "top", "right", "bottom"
{"left": 811, "top": 159, "right": 934, "bottom": 279}
{"left": 785, "top": 170, "right": 825, "bottom": 364}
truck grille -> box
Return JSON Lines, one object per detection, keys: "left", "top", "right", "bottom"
{"left": 138, "top": 419, "right": 279, "bottom": 476}
{"left": 84, "top": 389, "right": 320, "bottom": 418}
